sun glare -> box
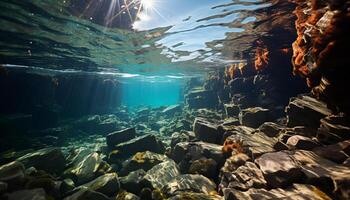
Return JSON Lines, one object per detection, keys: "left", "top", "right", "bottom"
{"left": 141, "top": 0, "right": 155, "bottom": 10}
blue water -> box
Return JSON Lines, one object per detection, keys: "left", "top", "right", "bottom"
{"left": 121, "top": 77, "right": 185, "bottom": 108}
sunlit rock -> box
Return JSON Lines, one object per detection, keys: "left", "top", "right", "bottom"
{"left": 16, "top": 148, "right": 66, "bottom": 175}
{"left": 63, "top": 187, "right": 110, "bottom": 200}
{"left": 223, "top": 184, "right": 331, "bottom": 200}
{"left": 119, "top": 169, "right": 146, "bottom": 195}
{"left": 193, "top": 118, "right": 222, "bottom": 143}
{"left": 286, "top": 135, "right": 320, "bottom": 150}
{"left": 120, "top": 151, "right": 169, "bottom": 176}
{"left": 239, "top": 107, "right": 270, "bottom": 128}
{"left": 115, "top": 191, "right": 140, "bottom": 200}
{"left": 162, "top": 105, "right": 182, "bottom": 116}
{"left": 285, "top": 95, "right": 332, "bottom": 128}
{"left": 255, "top": 151, "right": 303, "bottom": 188}
{"left": 258, "top": 122, "right": 285, "bottom": 137}
{"left": 106, "top": 128, "right": 136, "bottom": 148}
{"left": 82, "top": 173, "right": 120, "bottom": 197}
{"left": 161, "top": 174, "right": 216, "bottom": 197}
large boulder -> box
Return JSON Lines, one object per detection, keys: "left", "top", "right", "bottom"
{"left": 120, "top": 151, "right": 169, "bottom": 176}
{"left": 317, "top": 114, "right": 350, "bottom": 144}
{"left": 286, "top": 135, "right": 319, "bottom": 150}
{"left": 219, "top": 161, "right": 266, "bottom": 192}
{"left": 223, "top": 184, "right": 331, "bottom": 200}
{"left": 255, "top": 151, "right": 303, "bottom": 188}
{"left": 161, "top": 174, "right": 216, "bottom": 197}
{"left": 193, "top": 118, "right": 221, "bottom": 143}
{"left": 285, "top": 95, "right": 332, "bottom": 128}
{"left": 185, "top": 89, "right": 218, "bottom": 109}
{"left": 188, "top": 158, "right": 217, "bottom": 179}
{"left": 0, "top": 161, "right": 25, "bottom": 190}
{"left": 224, "top": 104, "right": 240, "bottom": 117}
{"left": 82, "top": 173, "right": 120, "bottom": 197}
{"left": 142, "top": 160, "right": 180, "bottom": 189}
{"left": 239, "top": 107, "right": 270, "bottom": 128}
{"left": 16, "top": 148, "right": 66, "bottom": 175}
{"left": 112, "top": 134, "right": 165, "bottom": 159}
{"left": 258, "top": 122, "right": 285, "bottom": 137}
{"left": 64, "top": 152, "right": 111, "bottom": 185}
{"left": 119, "top": 169, "right": 146, "bottom": 194}
{"left": 106, "top": 128, "right": 136, "bottom": 147}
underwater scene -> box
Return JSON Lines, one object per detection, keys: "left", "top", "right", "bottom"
{"left": 0, "top": 0, "right": 350, "bottom": 199}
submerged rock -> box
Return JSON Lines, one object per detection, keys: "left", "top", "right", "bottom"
{"left": 224, "top": 104, "right": 240, "bottom": 117}
{"left": 112, "top": 134, "right": 165, "bottom": 159}
{"left": 186, "top": 89, "right": 218, "bottom": 109}
{"left": 161, "top": 174, "right": 216, "bottom": 197}
{"left": 188, "top": 158, "right": 217, "bottom": 179}
{"left": 223, "top": 184, "right": 331, "bottom": 200}
{"left": 63, "top": 187, "right": 110, "bottom": 200}
{"left": 258, "top": 122, "right": 285, "bottom": 137}
{"left": 16, "top": 148, "right": 66, "bottom": 175}
{"left": 142, "top": 160, "right": 180, "bottom": 189}
{"left": 120, "top": 151, "right": 169, "bottom": 176}
{"left": 285, "top": 95, "right": 332, "bottom": 128}
{"left": 115, "top": 191, "right": 140, "bottom": 200}
{"left": 239, "top": 107, "right": 270, "bottom": 128}
{"left": 168, "top": 192, "right": 223, "bottom": 200}
{"left": 119, "top": 169, "right": 146, "bottom": 195}
{"left": 286, "top": 135, "right": 319, "bottom": 150}
{"left": 64, "top": 152, "right": 111, "bottom": 185}
{"left": 317, "top": 114, "right": 350, "bottom": 144}
{"left": 193, "top": 118, "right": 221, "bottom": 143}
{"left": 255, "top": 151, "right": 302, "bottom": 188}
{"left": 162, "top": 105, "right": 181, "bottom": 116}
{"left": 0, "top": 161, "right": 25, "bottom": 190}
{"left": 106, "top": 128, "right": 136, "bottom": 147}
{"left": 313, "top": 140, "right": 350, "bottom": 163}
{"left": 82, "top": 173, "right": 120, "bottom": 197}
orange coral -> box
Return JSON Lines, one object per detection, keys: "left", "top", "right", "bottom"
{"left": 222, "top": 138, "right": 243, "bottom": 155}
{"left": 254, "top": 47, "right": 269, "bottom": 71}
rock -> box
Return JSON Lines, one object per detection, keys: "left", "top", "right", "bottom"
{"left": 171, "top": 141, "right": 225, "bottom": 170}
{"left": 228, "top": 77, "right": 254, "bottom": 94}
{"left": 317, "top": 114, "right": 350, "bottom": 144}
{"left": 170, "top": 132, "right": 190, "bottom": 149}
{"left": 120, "top": 169, "right": 146, "bottom": 194}
{"left": 193, "top": 118, "right": 221, "bottom": 143}
{"left": 219, "top": 161, "right": 266, "bottom": 192}
{"left": 115, "top": 191, "right": 140, "bottom": 200}
{"left": 106, "top": 128, "right": 136, "bottom": 147}
{"left": 64, "top": 152, "right": 111, "bottom": 185}
{"left": 258, "top": 122, "right": 285, "bottom": 137}
{"left": 285, "top": 95, "right": 332, "bottom": 128}
{"left": 185, "top": 89, "right": 218, "bottom": 109}
{"left": 113, "top": 134, "right": 165, "bottom": 159}
{"left": 255, "top": 151, "right": 302, "bottom": 188}
{"left": 223, "top": 184, "right": 331, "bottom": 200}
{"left": 188, "top": 158, "right": 217, "bottom": 179}
{"left": 162, "top": 105, "right": 181, "bottom": 116}
{"left": 161, "top": 174, "right": 216, "bottom": 197}
{"left": 239, "top": 107, "right": 270, "bottom": 128}
{"left": 286, "top": 135, "right": 320, "bottom": 150}
{"left": 168, "top": 192, "right": 223, "bottom": 200}
{"left": 0, "top": 161, "right": 25, "bottom": 190}
{"left": 142, "top": 160, "right": 180, "bottom": 189}
{"left": 292, "top": 150, "right": 350, "bottom": 199}
{"left": 82, "top": 173, "right": 120, "bottom": 197}
{"left": 313, "top": 140, "right": 350, "bottom": 163}
{"left": 273, "top": 141, "right": 289, "bottom": 151}
{"left": 17, "top": 147, "right": 66, "bottom": 175}
{"left": 224, "top": 104, "right": 240, "bottom": 117}
{"left": 63, "top": 187, "right": 110, "bottom": 200}
{"left": 120, "top": 151, "right": 169, "bottom": 176}
{"left": 221, "top": 118, "right": 240, "bottom": 127}
{"left": 5, "top": 188, "right": 47, "bottom": 200}
{"left": 0, "top": 181, "right": 8, "bottom": 194}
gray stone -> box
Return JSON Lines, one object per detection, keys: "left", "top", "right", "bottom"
{"left": 286, "top": 135, "right": 319, "bottom": 150}
{"left": 120, "top": 151, "right": 169, "bottom": 176}
{"left": 258, "top": 122, "right": 284, "bottom": 137}
{"left": 142, "top": 160, "right": 180, "bottom": 189}
{"left": 106, "top": 128, "right": 136, "bottom": 147}
{"left": 82, "top": 173, "right": 120, "bottom": 197}
{"left": 193, "top": 117, "right": 221, "bottom": 143}
{"left": 239, "top": 107, "right": 270, "bottom": 128}
{"left": 223, "top": 184, "right": 331, "bottom": 200}
{"left": 113, "top": 134, "right": 165, "bottom": 158}
{"left": 220, "top": 161, "right": 266, "bottom": 192}
{"left": 0, "top": 161, "right": 25, "bottom": 190}
{"left": 285, "top": 95, "right": 332, "bottom": 128}
{"left": 161, "top": 174, "right": 216, "bottom": 197}
{"left": 17, "top": 148, "right": 66, "bottom": 175}
{"left": 120, "top": 169, "right": 146, "bottom": 194}
{"left": 255, "top": 151, "right": 302, "bottom": 188}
